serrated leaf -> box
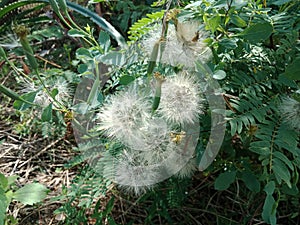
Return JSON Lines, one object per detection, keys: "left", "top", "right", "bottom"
{"left": 241, "top": 23, "right": 273, "bottom": 43}
{"left": 13, "top": 183, "right": 48, "bottom": 205}
{"left": 214, "top": 170, "right": 236, "bottom": 190}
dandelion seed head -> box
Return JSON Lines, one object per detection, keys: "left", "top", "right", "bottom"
{"left": 159, "top": 72, "right": 203, "bottom": 126}
{"left": 98, "top": 87, "right": 152, "bottom": 146}
{"left": 20, "top": 77, "right": 72, "bottom": 108}
{"left": 142, "top": 21, "right": 211, "bottom": 68}
{"left": 115, "top": 151, "right": 158, "bottom": 195}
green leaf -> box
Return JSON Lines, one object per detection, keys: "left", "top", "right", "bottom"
{"left": 0, "top": 188, "right": 8, "bottom": 225}
{"left": 119, "top": 75, "right": 135, "bottom": 85}
{"left": 262, "top": 195, "right": 277, "bottom": 225}
{"left": 218, "top": 38, "right": 238, "bottom": 51}
{"left": 13, "top": 183, "right": 48, "bottom": 205}
{"left": 264, "top": 181, "right": 275, "bottom": 195}
{"left": 41, "top": 103, "right": 53, "bottom": 122}
{"left": 272, "top": 158, "right": 291, "bottom": 188}
{"left": 100, "top": 52, "right": 126, "bottom": 66}
{"left": 78, "top": 64, "right": 88, "bottom": 73}
{"left": 13, "top": 91, "right": 37, "bottom": 111}
{"left": 0, "top": 174, "right": 8, "bottom": 191}
{"left": 281, "top": 183, "right": 299, "bottom": 196}
{"left": 0, "top": 0, "right": 38, "bottom": 19}
{"left": 273, "top": 151, "right": 293, "bottom": 171}
{"left": 6, "top": 176, "right": 17, "bottom": 188}
{"left": 71, "top": 103, "right": 89, "bottom": 114}
{"left": 229, "top": 120, "right": 237, "bottom": 136}
{"left": 103, "top": 196, "right": 115, "bottom": 217}
{"left": 76, "top": 48, "right": 92, "bottom": 60}
{"left": 231, "top": 15, "right": 247, "bottom": 27}
{"left": 99, "top": 31, "right": 111, "bottom": 53}
{"left": 206, "top": 15, "right": 221, "bottom": 33}
{"left": 249, "top": 147, "right": 270, "bottom": 155}
{"left": 62, "top": 0, "right": 126, "bottom": 47}
{"left": 241, "top": 23, "right": 273, "bottom": 43}
{"left": 271, "top": 0, "right": 293, "bottom": 5}
{"left": 278, "top": 74, "right": 298, "bottom": 88}
{"left": 213, "top": 70, "right": 226, "bottom": 80}
{"left": 68, "top": 29, "right": 86, "bottom": 37}
{"left": 107, "top": 216, "right": 118, "bottom": 225}
{"left": 284, "top": 58, "right": 300, "bottom": 80}
{"left": 241, "top": 171, "right": 260, "bottom": 193}
{"left": 5, "top": 190, "right": 13, "bottom": 205}
{"left": 214, "top": 170, "right": 236, "bottom": 190}
{"left": 51, "top": 88, "right": 59, "bottom": 98}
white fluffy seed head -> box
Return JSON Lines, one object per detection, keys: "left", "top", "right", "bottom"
{"left": 115, "top": 150, "right": 157, "bottom": 196}
{"left": 142, "top": 21, "right": 211, "bottom": 68}
{"left": 280, "top": 96, "right": 300, "bottom": 130}
{"left": 20, "top": 77, "right": 72, "bottom": 108}
{"left": 159, "top": 72, "right": 203, "bottom": 126}
{"left": 97, "top": 86, "right": 152, "bottom": 147}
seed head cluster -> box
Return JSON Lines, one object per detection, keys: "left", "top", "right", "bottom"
{"left": 142, "top": 20, "right": 212, "bottom": 68}
{"left": 97, "top": 72, "right": 203, "bottom": 195}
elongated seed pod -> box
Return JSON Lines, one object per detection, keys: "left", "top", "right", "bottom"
{"left": 0, "top": 84, "right": 23, "bottom": 101}
{"left": 147, "top": 40, "right": 159, "bottom": 77}
{"left": 152, "top": 72, "right": 165, "bottom": 112}
{"left": 14, "top": 25, "right": 38, "bottom": 70}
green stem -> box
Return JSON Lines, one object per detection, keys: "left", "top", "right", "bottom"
{"left": 34, "top": 69, "right": 68, "bottom": 112}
